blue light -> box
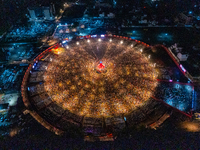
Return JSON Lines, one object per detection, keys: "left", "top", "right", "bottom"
{"left": 178, "top": 103, "right": 185, "bottom": 111}
{"left": 189, "top": 11, "right": 192, "bottom": 14}
{"left": 165, "top": 33, "right": 168, "bottom": 36}
{"left": 62, "top": 40, "right": 67, "bottom": 44}
{"left": 166, "top": 99, "right": 173, "bottom": 106}
{"left": 100, "top": 61, "right": 102, "bottom": 63}
{"left": 180, "top": 64, "right": 186, "bottom": 73}
{"left": 124, "top": 117, "right": 126, "bottom": 121}
{"left": 192, "top": 89, "right": 195, "bottom": 108}
{"left": 91, "top": 35, "right": 97, "bottom": 38}
{"left": 186, "top": 85, "right": 192, "bottom": 91}
{"left": 28, "top": 87, "right": 30, "bottom": 91}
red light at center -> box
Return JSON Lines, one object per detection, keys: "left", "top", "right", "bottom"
{"left": 98, "top": 62, "right": 105, "bottom": 70}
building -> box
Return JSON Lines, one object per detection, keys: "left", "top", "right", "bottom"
{"left": 28, "top": 6, "right": 55, "bottom": 21}
{"left": 177, "top": 52, "right": 189, "bottom": 61}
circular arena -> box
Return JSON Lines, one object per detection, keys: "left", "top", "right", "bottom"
{"left": 21, "top": 35, "right": 159, "bottom": 135}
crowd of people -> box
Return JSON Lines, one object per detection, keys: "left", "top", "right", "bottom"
{"left": 0, "top": 68, "right": 21, "bottom": 92}
{"left": 154, "top": 82, "right": 193, "bottom": 112}
{"left": 34, "top": 38, "right": 158, "bottom": 118}
{"left": 4, "top": 23, "right": 53, "bottom": 42}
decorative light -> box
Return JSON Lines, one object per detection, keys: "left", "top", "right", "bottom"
{"left": 140, "top": 49, "right": 143, "bottom": 52}
{"left": 87, "top": 39, "right": 90, "bottom": 43}
{"left": 91, "top": 35, "right": 97, "bottom": 37}
{"left": 76, "top": 42, "right": 79, "bottom": 45}
{"left": 131, "top": 44, "right": 133, "bottom": 47}
{"left": 120, "top": 40, "right": 123, "bottom": 44}
{"left": 62, "top": 40, "right": 67, "bottom": 44}
{"left": 109, "top": 39, "right": 112, "bottom": 42}
{"left": 98, "top": 38, "right": 101, "bottom": 42}
{"left": 66, "top": 46, "right": 69, "bottom": 49}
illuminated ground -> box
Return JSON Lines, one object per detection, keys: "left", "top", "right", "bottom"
{"left": 44, "top": 38, "right": 158, "bottom": 117}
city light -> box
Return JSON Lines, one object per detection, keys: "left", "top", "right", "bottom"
{"left": 91, "top": 35, "right": 97, "bottom": 38}
{"left": 76, "top": 42, "right": 79, "bottom": 45}
{"left": 98, "top": 38, "right": 101, "bottom": 42}
{"left": 180, "top": 64, "right": 186, "bottom": 73}
{"left": 109, "top": 39, "right": 112, "bottom": 42}
{"left": 87, "top": 39, "right": 90, "bottom": 43}
{"left": 120, "top": 41, "right": 123, "bottom": 44}
{"left": 62, "top": 40, "right": 67, "bottom": 44}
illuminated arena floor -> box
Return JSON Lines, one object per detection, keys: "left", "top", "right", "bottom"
{"left": 44, "top": 38, "right": 158, "bottom": 117}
